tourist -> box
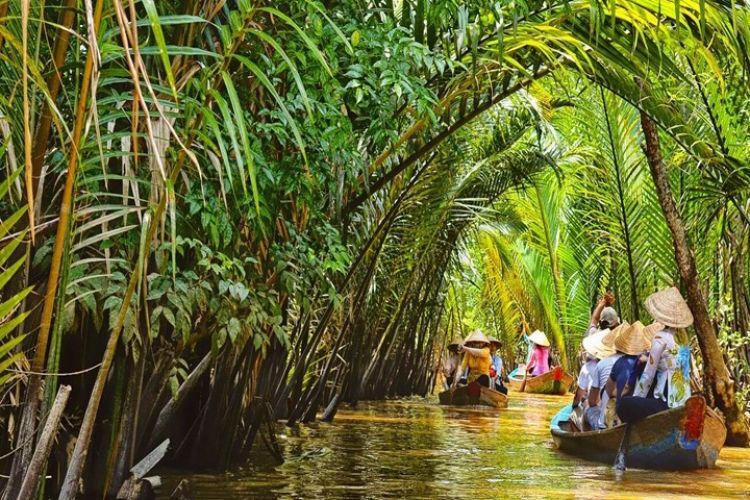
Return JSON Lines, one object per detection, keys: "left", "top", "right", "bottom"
{"left": 573, "top": 329, "right": 614, "bottom": 409}
{"left": 586, "top": 292, "right": 620, "bottom": 337}
{"left": 569, "top": 329, "right": 614, "bottom": 430}
{"left": 442, "top": 340, "right": 462, "bottom": 389}
{"left": 456, "top": 330, "right": 492, "bottom": 387}
{"left": 584, "top": 323, "right": 627, "bottom": 429}
{"left": 618, "top": 287, "right": 694, "bottom": 423}
{"left": 526, "top": 330, "right": 551, "bottom": 377}
{"left": 604, "top": 321, "right": 652, "bottom": 412}
{"left": 488, "top": 336, "right": 508, "bottom": 394}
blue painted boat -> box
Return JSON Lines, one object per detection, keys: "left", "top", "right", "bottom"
{"left": 550, "top": 395, "right": 726, "bottom": 470}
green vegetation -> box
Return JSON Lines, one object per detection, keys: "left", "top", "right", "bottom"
{"left": 0, "top": 0, "right": 749, "bottom": 496}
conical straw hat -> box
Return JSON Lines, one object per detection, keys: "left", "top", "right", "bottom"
{"left": 488, "top": 336, "right": 502, "bottom": 346}
{"left": 614, "top": 321, "right": 651, "bottom": 355}
{"left": 645, "top": 287, "right": 694, "bottom": 328}
{"left": 603, "top": 321, "right": 629, "bottom": 348}
{"left": 464, "top": 329, "right": 490, "bottom": 345}
{"left": 644, "top": 321, "right": 665, "bottom": 343}
{"left": 582, "top": 328, "right": 616, "bottom": 360}
{"left": 528, "top": 330, "right": 550, "bottom": 347}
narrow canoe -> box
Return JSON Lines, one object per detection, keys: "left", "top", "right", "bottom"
{"left": 507, "top": 366, "right": 575, "bottom": 395}
{"left": 438, "top": 383, "right": 508, "bottom": 408}
{"left": 550, "top": 395, "right": 726, "bottom": 470}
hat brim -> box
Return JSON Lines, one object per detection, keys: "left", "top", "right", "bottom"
{"left": 613, "top": 321, "right": 651, "bottom": 355}
{"left": 528, "top": 331, "right": 550, "bottom": 347}
{"left": 644, "top": 288, "right": 694, "bottom": 328}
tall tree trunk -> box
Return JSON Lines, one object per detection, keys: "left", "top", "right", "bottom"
{"left": 640, "top": 110, "right": 750, "bottom": 446}
{"left": 5, "top": 3, "right": 99, "bottom": 496}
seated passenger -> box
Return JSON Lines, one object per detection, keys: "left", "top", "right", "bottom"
{"left": 442, "top": 340, "right": 462, "bottom": 389}
{"left": 618, "top": 287, "right": 694, "bottom": 424}
{"left": 569, "top": 329, "right": 614, "bottom": 431}
{"left": 456, "top": 330, "right": 492, "bottom": 388}
{"left": 488, "top": 336, "right": 508, "bottom": 395}
{"left": 584, "top": 323, "right": 628, "bottom": 430}
{"left": 603, "top": 321, "right": 652, "bottom": 425}
{"left": 586, "top": 292, "right": 620, "bottom": 337}
{"left": 574, "top": 328, "right": 614, "bottom": 409}
{"left": 526, "top": 330, "right": 551, "bottom": 377}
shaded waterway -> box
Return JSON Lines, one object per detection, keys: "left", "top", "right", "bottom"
{"left": 159, "top": 393, "right": 750, "bottom": 498}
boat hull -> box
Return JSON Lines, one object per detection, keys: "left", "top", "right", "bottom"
{"left": 438, "top": 384, "right": 508, "bottom": 408}
{"left": 507, "top": 366, "right": 574, "bottom": 395}
{"left": 549, "top": 395, "right": 726, "bottom": 470}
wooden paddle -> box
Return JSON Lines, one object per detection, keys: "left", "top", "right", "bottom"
{"left": 519, "top": 364, "right": 530, "bottom": 392}
{"left": 614, "top": 424, "right": 631, "bottom": 474}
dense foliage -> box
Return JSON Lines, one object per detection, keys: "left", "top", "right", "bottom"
{"left": 0, "top": 0, "right": 749, "bottom": 496}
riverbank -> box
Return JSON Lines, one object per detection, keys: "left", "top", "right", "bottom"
{"left": 157, "top": 393, "right": 750, "bottom": 498}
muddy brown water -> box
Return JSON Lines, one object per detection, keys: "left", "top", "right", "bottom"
{"left": 158, "top": 392, "right": 750, "bottom": 498}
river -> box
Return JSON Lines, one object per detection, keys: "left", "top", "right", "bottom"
{"left": 158, "top": 393, "right": 750, "bottom": 498}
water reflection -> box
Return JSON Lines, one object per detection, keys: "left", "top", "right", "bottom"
{"left": 158, "top": 393, "right": 750, "bottom": 499}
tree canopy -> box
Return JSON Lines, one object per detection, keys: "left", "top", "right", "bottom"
{"left": 1, "top": 0, "right": 750, "bottom": 496}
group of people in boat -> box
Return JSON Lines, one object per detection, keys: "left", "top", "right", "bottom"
{"left": 442, "top": 327, "right": 559, "bottom": 395}
{"left": 571, "top": 286, "right": 694, "bottom": 431}
{"left": 440, "top": 285, "right": 694, "bottom": 429}
{"left": 442, "top": 330, "right": 509, "bottom": 394}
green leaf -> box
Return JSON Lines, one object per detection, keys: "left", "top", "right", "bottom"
{"left": 227, "top": 317, "right": 241, "bottom": 343}
{"left": 0, "top": 165, "right": 23, "bottom": 200}
{"left": 0, "top": 287, "right": 32, "bottom": 319}
{"left": 0, "top": 207, "right": 27, "bottom": 240}
{"left": 222, "top": 72, "right": 261, "bottom": 215}
{"left": 141, "top": 0, "right": 178, "bottom": 100}
{"left": 233, "top": 55, "right": 308, "bottom": 169}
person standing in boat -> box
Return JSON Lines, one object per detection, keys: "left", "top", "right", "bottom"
{"left": 617, "top": 287, "right": 694, "bottom": 423}
{"left": 488, "top": 337, "right": 508, "bottom": 394}
{"left": 455, "top": 330, "right": 492, "bottom": 388}
{"left": 442, "top": 340, "right": 462, "bottom": 390}
{"left": 525, "top": 330, "right": 551, "bottom": 376}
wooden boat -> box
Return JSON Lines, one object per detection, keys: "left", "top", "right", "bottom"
{"left": 507, "top": 366, "right": 574, "bottom": 395}
{"left": 550, "top": 395, "right": 726, "bottom": 470}
{"left": 438, "top": 382, "right": 508, "bottom": 408}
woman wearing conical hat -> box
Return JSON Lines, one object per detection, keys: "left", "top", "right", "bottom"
{"left": 573, "top": 328, "right": 615, "bottom": 409}
{"left": 584, "top": 323, "right": 628, "bottom": 430}
{"left": 618, "top": 287, "right": 694, "bottom": 424}
{"left": 456, "top": 330, "right": 492, "bottom": 388}
{"left": 603, "top": 321, "right": 652, "bottom": 406}
{"left": 526, "top": 330, "right": 551, "bottom": 377}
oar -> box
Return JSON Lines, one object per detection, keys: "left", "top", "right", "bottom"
{"left": 613, "top": 424, "right": 631, "bottom": 475}
{"left": 519, "top": 364, "right": 529, "bottom": 393}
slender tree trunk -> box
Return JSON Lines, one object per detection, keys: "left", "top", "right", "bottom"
{"left": 31, "top": 0, "right": 77, "bottom": 201}
{"left": 5, "top": 3, "right": 101, "bottom": 496}
{"left": 640, "top": 110, "right": 750, "bottom": 446}
{"left": 17, "top": 385, "right": 71, "bottom": 500}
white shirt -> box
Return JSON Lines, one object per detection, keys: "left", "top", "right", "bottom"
{"left": 577, "top": 359, "right": 598, "bottom": 393}
{"left": 442, "top": 353, "right": 460, "bottom": 378}
{"left": 590, "top": 353, "right": 623, "bottom": 428}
